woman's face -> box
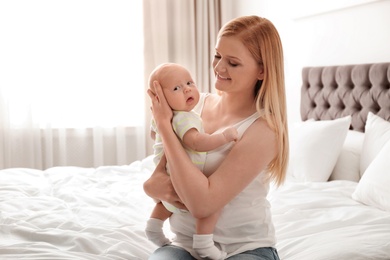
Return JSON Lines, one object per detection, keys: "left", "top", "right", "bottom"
{"left": 212, "top": 36, "right": 263, "bottom": 95}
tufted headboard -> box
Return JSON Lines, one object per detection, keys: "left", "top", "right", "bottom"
{"left": 300, "top": 62, "right": 390, "bottom": 132}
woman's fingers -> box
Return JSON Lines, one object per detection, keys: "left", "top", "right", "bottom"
{"left": 149, "top": 80, "right": 173, "bottom": 123}
{"left": 153, "top": 81, "right": 166, "bottom": 105}
{"left": 147, "top": 88, "right": 158, "bottom": 104}
{"left": 147, "top": 88, "right": 154, "bottom": 100}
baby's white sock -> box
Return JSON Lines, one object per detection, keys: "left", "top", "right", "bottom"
{"left": 193, "top": 234, "right": 227, "bottom": 260}
{"left": 145, "top": 218, "right": 171, "bottom": 246}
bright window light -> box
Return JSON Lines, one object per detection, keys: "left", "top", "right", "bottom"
{"left": 0, "top": 0, "right": 144, "bottom": 128}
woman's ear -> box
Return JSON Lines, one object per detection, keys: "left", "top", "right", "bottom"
{"left": 257, "top": 66, "right": 264, "bottom": 80}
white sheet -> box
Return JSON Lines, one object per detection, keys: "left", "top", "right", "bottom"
{"left": 0, "top": 156, "right": 159, "bottom": 260}
{"left": 269, "top": 181, "right": 390, "bottom": 260}
{"left": 1, "top": 156, "right": 390, "bottom": 259}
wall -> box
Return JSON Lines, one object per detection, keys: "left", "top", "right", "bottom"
{"left": 221, "top": 0, "right": 390, "bottom": 124}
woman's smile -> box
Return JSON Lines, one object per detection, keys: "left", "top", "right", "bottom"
{"left": 216, "top": 73, "right": 231, "bottom": 81}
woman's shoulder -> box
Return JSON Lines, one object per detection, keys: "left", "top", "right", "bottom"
{"left": 243, "top": 117, "right": 277, "bottom": 150}
{"left": 252, "top": 116, "right": 275, "bottom": 134}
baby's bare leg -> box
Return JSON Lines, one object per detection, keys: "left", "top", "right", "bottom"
{"left": 196, "top": 210, "right": 220, "bottom": 234}
{"left": 151, "top": 201, "right": 173, "bottom": 220}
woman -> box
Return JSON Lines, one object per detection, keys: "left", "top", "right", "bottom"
{"left": 145, "top": 15, "right": 289, "bottom": 260}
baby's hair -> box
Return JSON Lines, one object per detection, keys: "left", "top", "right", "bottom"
{"left": 149, "top": 63, "right": 168, "bottom": 89}
{"left": 149, "top": 63, "right": 187, "bottom": 89}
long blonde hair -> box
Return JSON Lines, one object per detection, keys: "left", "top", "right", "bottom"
{"left": 218, "top": 16, "right": 289, "bottom": 186}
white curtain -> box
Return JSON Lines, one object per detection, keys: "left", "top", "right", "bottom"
{"left": 143, "top": 0, "right": 221, "bottom": 155}
{"left": 0, "top": 0, "right": 146, "bottom": 169}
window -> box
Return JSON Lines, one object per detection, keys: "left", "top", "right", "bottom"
{"left": 0, "top": 0, "right": 144, "bottom": 128}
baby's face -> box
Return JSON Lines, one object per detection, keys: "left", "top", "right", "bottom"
{"left": 160, "top": 65, "right": 200, "bottom": 112}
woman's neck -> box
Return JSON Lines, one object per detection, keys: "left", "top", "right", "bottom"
{"left": 218, "top": 91, "right": 257, "bottom": 117}
{"left": 202, "top": 91, "right": 257, "bottom": 134}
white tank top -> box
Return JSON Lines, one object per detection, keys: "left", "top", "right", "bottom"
{"left": 169, "top": 93, "right": 276, "bottom": 258}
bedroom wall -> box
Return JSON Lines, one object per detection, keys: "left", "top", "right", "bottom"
{"left": 221, "top": 0, "right": 390, "bottom": 125}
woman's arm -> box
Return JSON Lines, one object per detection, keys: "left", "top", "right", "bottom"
{"left": 143, "top": 155, "right": 186, "bottom": 210}
{"left": 149, "top": 82, "right": 277, "bottom": 219}
{"left": 167, "top": 120, "right": 276, "bottom": 218}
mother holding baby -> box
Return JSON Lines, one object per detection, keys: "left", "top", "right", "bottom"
{"left": 144, "top": 15, "right": 289, "bottom": 260}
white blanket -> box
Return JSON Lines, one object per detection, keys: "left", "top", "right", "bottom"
{"left": 269, "top": 181, "right": 390, "bottom": 260}
{"left": 1, "top": 156, "right": 390, "bottom": 259}
{"left": 0, "top": 156, "right": 159, "bottom": 260}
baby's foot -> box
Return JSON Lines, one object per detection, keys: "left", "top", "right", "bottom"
{"left": 193, "top": 234, "right": 227, "bottom": 259}
{"left": 145, "top": 218, "right": 171, "bottom": 246}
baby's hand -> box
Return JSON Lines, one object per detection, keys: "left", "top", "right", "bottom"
{"left": 223, "top": 127, "right": 238, "bottom": 142}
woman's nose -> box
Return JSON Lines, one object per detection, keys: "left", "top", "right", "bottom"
{"left": 214, "top": 60, "right": 226, "bottom": 73}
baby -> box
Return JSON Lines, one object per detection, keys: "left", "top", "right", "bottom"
{"left": 145, "top": 63, "right": 238, "bottom": 259}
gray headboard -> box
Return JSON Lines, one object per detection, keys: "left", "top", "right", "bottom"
{"left": 300, "top": 62, "right": 390, "bottom": 132}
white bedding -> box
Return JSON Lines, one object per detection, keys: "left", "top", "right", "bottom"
{"left": 0, "top": 156, "right": 159, "bottom": 260}
{"left": 269, "top": 181, "right": 390, "bottom": 260}
{"left": 1, "top": 155, "right": 390, "bottom": 260}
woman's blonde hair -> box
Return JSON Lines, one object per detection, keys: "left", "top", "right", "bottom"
{"left": 218, "top": 15, "right": 289, "bottom": 186}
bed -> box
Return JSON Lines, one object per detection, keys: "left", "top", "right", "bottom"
{"left": 1, "top": 62, "right": 390, "bottom": 260}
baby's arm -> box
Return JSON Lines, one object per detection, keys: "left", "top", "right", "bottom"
{"left": 182, "top": 127, "right": 238, "bottom": 152}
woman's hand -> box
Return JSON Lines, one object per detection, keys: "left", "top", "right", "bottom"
{"left": 143, "top": 155, "right": 187, "bottom": 210}
{"left": 147, "top": 80, "right": 173, "bottom": 130}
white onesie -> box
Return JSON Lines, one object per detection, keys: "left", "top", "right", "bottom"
{"left": 151, "top": 109, "right": 206, "bottom": 213}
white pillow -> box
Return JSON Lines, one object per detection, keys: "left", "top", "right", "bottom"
{"left": 353, "top": 139, "right": 390, "bottom": 212}
{"left": 329, "top": 130, "right": 364, "bottom": 182}
{"left": 288, "top": 116, "right": 351, "bottom": 182}
{"left": 360, "top": 112, "right": 390, "bottom": 177}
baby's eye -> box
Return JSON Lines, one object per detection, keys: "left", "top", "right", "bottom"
{"left": 173, "top": 86, "right": 181, "bottom": 91}
{"left": 186, "top": 81, "right": 194, "bottom": 86}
